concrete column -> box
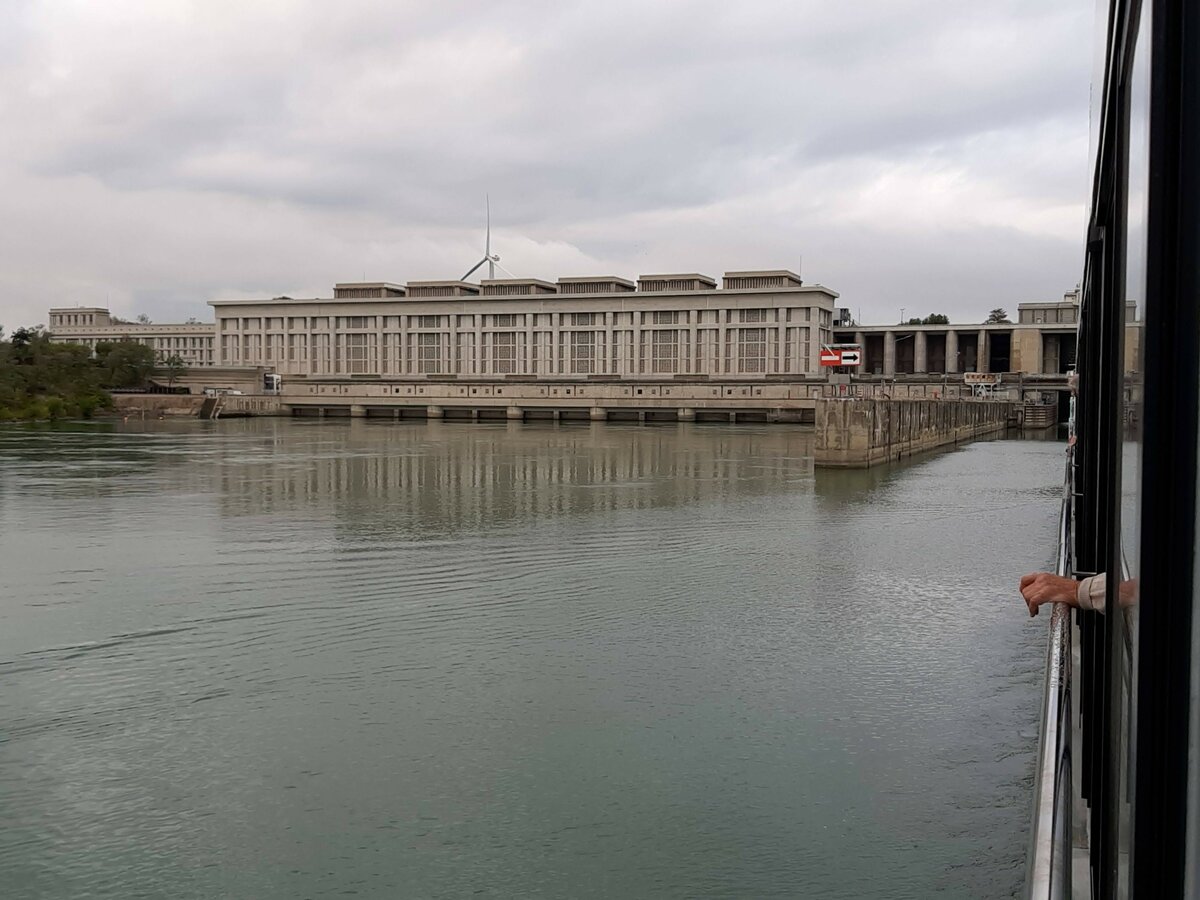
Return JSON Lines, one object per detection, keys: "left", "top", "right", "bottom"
{"left": 883, "top": 331, "right": 897, "bottom": 376}
{"left": 350, "top": 404, "right": 367, "bottom": 418}
{"left": 914, "top": 332, "right": 928, "bottom": 374}
{"left": 507, "top": 405, "right": 524, "bottom": 420}
{"left": 677, "top": 407, "right": 696, "bottom": 422}
{"left": 426, "top": 405, "right": 444, "bottom": 419}
{"left": 854, "top": 330, "right": 866, "bottom": 348}
{"left": 589, "top": 407, "right": 607, "bottom": 421}
{"left": 977, "top": 330, "right": 989, "bottom": 373}
{"left": 946, "top": 331, "right": 959, "bottom": 373}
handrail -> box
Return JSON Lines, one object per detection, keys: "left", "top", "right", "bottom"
{"left": 1027, "top": 459, "right": 1074, "bottom": 899}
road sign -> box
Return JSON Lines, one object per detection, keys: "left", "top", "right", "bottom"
{"left": 820, "top": 345, "right": 863, "bottom": 367}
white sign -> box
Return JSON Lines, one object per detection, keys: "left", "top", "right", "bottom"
{"left": 964, "top": 373, "right": 1001, "bottom": 385}
{"left": 839, "top": 350, "right": 861, "bottom": 366}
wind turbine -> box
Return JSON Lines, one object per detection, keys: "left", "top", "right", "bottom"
{"left": 461, "top": 196, "right": 505, "bottom": 281}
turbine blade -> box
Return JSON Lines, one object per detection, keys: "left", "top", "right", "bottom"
{"left": 461, "top": 257, "right": 488, "bottom": 281}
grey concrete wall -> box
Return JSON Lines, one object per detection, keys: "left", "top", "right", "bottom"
{"left": 112, "top": 395, "right": 206, "bottom": 417}
{"left": 813, "top": 398, "right": 1012, "bottom": 468}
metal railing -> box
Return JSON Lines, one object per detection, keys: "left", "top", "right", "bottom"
{"left": 1027, "top": 461, "right": 1074, "bottom": 898}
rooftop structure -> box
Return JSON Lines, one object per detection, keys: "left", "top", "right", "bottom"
{"left": 333, "top": 282, "right": 406, "bottom": 299}
{"left": 405, "top": 281, "right": 481, "bottom": 297}
{"left": 479, "top": 278, "right": 559, "bottom": 296}
{"left": 556, "top": 276, "right": 636, "bottom": 294}
{"left": 637, "top": 273, "right": 718, "bottom": 292}
{"left": 722, "top": 270, "right": 803, "bottom": 290}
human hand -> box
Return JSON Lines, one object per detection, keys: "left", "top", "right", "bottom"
{"left": 1019, "top": 572, "right": 1079, "bottom": 617}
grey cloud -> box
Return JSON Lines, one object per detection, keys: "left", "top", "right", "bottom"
{"left": 0, "top": 0, "right": 1094, "bottom": 329}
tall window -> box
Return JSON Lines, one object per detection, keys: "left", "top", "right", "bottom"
{"left": 569, "top": 331, "right": 596, "bottom": 374}
{"left": 738, "top": 328, "right": 767, "bottom": 373}
{"left": 417, "top": 333, "right": 440, "bottom": 374}
{"left": 492, "top": 332, "right": 518, "bottom": 374}
{"left": 652, "top": 330, "right": 679, "bottom": 374}
{"left": 346, "top": 333, "right": 368, "bottom": 374}
{"left": 739, "top": 308, "right": 768, "bottom": 324}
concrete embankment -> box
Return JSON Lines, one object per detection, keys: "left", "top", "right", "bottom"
{"left": 112, "top": 394, "right": 206, "bottom": 417}
{"left": 813, "top": 398, "right": 1013, "bottom": 468}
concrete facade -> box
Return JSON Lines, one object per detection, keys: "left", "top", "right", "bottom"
{"left": 207, "top": 271, "right": 839, "bottom": 380}
{"left": 47, "top": 282, "right": 1133, "bottom": 386}
{"left": 833, "top": 296, "right": 1090, "bottom": 377}
{"left": 48, "top": 308, "right": 216, "bottom": 366}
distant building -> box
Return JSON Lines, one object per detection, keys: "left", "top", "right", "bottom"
{"left": 47, "top": 308, "right": 216, "bottom": 366}
{"left": 831, "top": 291, "right": 1138, "bottom": 376}
{"left": 1018, "top": 288, "right": 1081, "bottom": 325}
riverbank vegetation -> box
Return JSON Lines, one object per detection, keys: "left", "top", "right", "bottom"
{"left": 0, "top": 327, "right": 160, "bottom": 421}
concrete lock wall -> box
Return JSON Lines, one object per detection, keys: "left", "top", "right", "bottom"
{"left": 112, "top": 394, "right": 207, "bottom": 417}
{"left": 813, "top": 398, "right": 1013, "bottom": 468}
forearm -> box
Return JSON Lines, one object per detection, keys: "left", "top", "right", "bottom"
{"left": 1076, "top": 575, "right": 1105, "bottom": 612}
{"left": 1075, "top": 574, "right": 1137, "bottom": 612}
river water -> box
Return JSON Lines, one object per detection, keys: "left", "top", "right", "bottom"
{"left": 0, "top": 419, "right": 1061, "bottom": 898}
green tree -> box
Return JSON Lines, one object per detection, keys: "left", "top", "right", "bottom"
{"left": 922, "top": 313, "right": 950, "bottom": 325}
{"left": 9, "top": 327, "right": 40, "bottom": 364}
{"left": 162, "top": 354, "right": 187, "bottom": 387}
{"left": 96, "top": 340, "right": 156, "bottom": 388}
{"left": 135, "top": 313, "right": 152, "bottom": 324}
{"left": 0, "top": 326, "right": 111, "bottom": 420}
{"left": 986, "top": 308, "right": 1011, "bottom": 324}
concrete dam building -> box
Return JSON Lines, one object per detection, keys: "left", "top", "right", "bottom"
{"left": 47, "top": 275, "right": 1134, "bottom": 393}
{"left": 205, "top": 271, "right": 838, "bottom": 380}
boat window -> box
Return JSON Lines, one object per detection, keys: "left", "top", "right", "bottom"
{"left": 1115, "top": 3, "right": 1150, "bottom": 888}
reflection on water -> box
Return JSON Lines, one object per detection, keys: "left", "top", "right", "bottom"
{"left": 0, "top": 419, "right": 1059, "bottom": 899}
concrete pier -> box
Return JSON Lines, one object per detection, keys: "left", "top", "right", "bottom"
{"left": 813, "top": 398, "right": 1013, "bottom": 468}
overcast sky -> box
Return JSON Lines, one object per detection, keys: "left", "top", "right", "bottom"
{"left": 1, "top": 0, "right": 1094, "bottom": 329}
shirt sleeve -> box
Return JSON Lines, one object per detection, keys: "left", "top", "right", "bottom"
{"left": 1077, "top": 575, "right": 1106, "bottom": 612}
